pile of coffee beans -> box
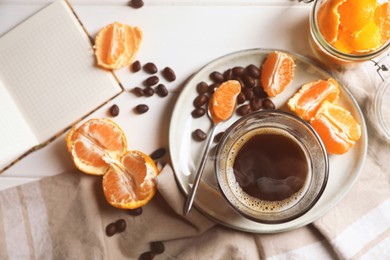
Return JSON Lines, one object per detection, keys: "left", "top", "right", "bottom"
{"left": 105, "top": 219, "right": 127, "bottom": 237}
{"left": 130, "top": 60, "right": 176, "bottom": 115}
{"left": 139, "top": 241, "right": 165, "bottom": 260}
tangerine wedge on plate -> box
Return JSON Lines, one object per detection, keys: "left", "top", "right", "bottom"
{"left": 94, "top": 22, "right": 143, "bottom": 70}
{"left": 209, "top": 80, "right": 241, "bottom": 124}
{"left": 288, "top": 78, "right": 340, "bottom": 121}
{"left": 66, "top": 118, "right": 159, "bottom": 209}
{"left": 310, "top": 100, "right": 361, "bottom": 154}
{"left": 260, "top": 51, "right": 295, "bottom": 97}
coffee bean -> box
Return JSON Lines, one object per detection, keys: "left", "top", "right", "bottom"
{"left": 143, "top": 87, "right": 155, "bottom": 97}
{"left": 155, "top": 84, "right": 168, "bottom": 97}
{"left": 262, "top": 98, "right": 275, "bottom": 109}
{"left": 246, "top": 64, "right": 260, "bottom": 78}
{"left": 150, "top": 148, "right": 166, "bottom": 160}
{"left": 139, "top": 251, "right": 155, "bottom": 260}
{"left": 105, "top": 223, "right": 117, "bottom": 237}
{"left": 131, "top": 87, "right": 144, "bottom": 97}
{"left": 232, "top": 66, "right": 245, "bottom": 77}
{"left": 208, "top": 83, "right": 220, "bottom": 94}
{"left": 191, "top": 107, "right": 206, "bottom": 118}
{"left": 232, "top": 77, "right": 244, "bottom": 88}
{"left": 223, "top": 69, "right": 233, "bottom": 81}
{"left": 135, "top": 104, "right": 149, "bottom": 114}
{"left": 144, "top": 76, "right": 159, "bottom": 87}
{"left": 243, "top": 88, "right": 254, "bottom": 100}
{"left": 150, "top": 241, "right": 165, "bottom": 254}
{"left": 242, "top": 74, "right": 255, "bottom": 89}
{"left": 109, "top": 104, "right": 120, "bottom": 117}
{"left": 162, "top": 67, "right": 176, "bottom": 82}
{"left": 237, "top": 104, "right": 251, "bottom": 116}
{"left": 193, "top": 129, "right": 207, "bottom": 141}
{"left": 237, "top": 92, "right": 246, "bottom": 104}
{"left": 196, "top": 81, "right": 209, "bottom": 94}
{"left": 131, "top": 60, "right": 141, "bottom": 72}
{"left": 250, "top": 97, "right": 262, "bottom": 111}
{"left": 129, "top": 0, "right": 144, "bottom": 8}
{"left": 209, "top": 71, "right": 224, "bottom": 83}
{"left": 193, "top": 94, "right": 208, "bottom": 108}
{"left": 115, "top": 219, "right": 126, "bottom": 233}
{"left": 129, "top": 207, "right": 143, "bottom": 216}
{"left": 214, "top": 132, "right": 225, "bottom": 143}
{"left": 143, "top": 62, "right": 158, "bottom": 74}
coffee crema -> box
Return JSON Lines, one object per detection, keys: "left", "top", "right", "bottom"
{"left": 225, "top": 128, "right": 310, "bottom": 212}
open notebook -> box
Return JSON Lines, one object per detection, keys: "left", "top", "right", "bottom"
{"left": 0, "top": 1, "right": 123, "bottom": 172}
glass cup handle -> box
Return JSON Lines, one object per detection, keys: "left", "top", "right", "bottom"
{"left": 370, "top": 53, "right": 390, "bottom": 82}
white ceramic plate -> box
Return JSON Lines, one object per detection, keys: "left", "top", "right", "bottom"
{"left": 169, "top": 49, "right": 367, "bottom": 233}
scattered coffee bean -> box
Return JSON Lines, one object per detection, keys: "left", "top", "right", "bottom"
{"left": 139, "top": 251, "right": 155, "bottom": 260}
{"left": 105, "top": 223, "right": 117, "bottom": 237}
{"left": 193, "top": 129, "right": 207, "bottom": 141}
{"left": 242, "top": 74, "right": 255, "bottom": 89}
{"left": 196, "top": 81, "right": 209, "bottom": 94}
{"left": 209, "top": 71, "right": 224, "bottom": 83}
{"left": 246, "top": 64, "right": 260, "bottom": 78}
{"left": 150, "top": 148, "right": 166, "bottom": 160}
{"left": 115, "top": 219, "right": 126, "bottom": 233}
{"left": 243, "top": 88, "right": 254, "bottom": 100}
{"left": 129, "top": 0, "right": 144, "bottom": 9}
{"left": 143, "top": 87, "right": 155, "bottom": 97}
{"left": 232, "top": 66, "right": 245, "bottom": 77}
{"left": 150, "top": 241, "right": 165, "bottom": 254}
{"left": 155, "top": 84, "right": 168, "bottom": 97}
{"left": 232, "top": 77, "right": 244, "bottom": 88}
{"left": 109, "top": 104, "right": 120, "bottom": 117}
{"left": 237, "top": 104, "right": 251, "bottom": 116}
{"left": 237, "top": 92, "right": 246, "bottom": 104}
{"left": 191, "top": 107, "right": 206, "bottom": 118}
{"left": 262, "top": 98, "right": 275, "bottom": 109}
{"left": 144, "top": 76, "right": 159, "bottom": 87}
{"left": 135, "top": 104, "right": 149, "bottom": 114}
{"left": 214, "top": 132, "right": 225, "bottom": 143}
{"left": 129, "top": 207, "right": 143, "bottom": 216}
{"left": 223, "top": 69, "right": 233, "bottom": 81}
{"left": 143, "top": 62, "right": 158, "bottom": 74}
{"left": 250, "top": 97, "right": 262, "bottom": 111}
{"left": 132, "top": 87, "right": 144, "bottom": 97}
{"left": 193, "top": 94, "right": 208, "bottom": 108}
{"left": 131, "top": 60, "right": 141, "bottom": 72}
{"left": 162, "top": 67, "right": 176, "bottom": 82}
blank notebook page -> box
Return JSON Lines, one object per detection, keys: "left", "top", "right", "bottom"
{"left": 0, "top": 0, "right": 122, "bottom": 142}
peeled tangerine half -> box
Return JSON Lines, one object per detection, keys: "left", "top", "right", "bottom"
{"left": 310, "top": 101, "right": 361, "bottom": 154}
{"left": 261, "top": 51, "right": 295, "bottom": 97}
{"left": 288, "top": 78, "right": 340, "bottom": 121}
{"left": 66, "top": 118, "right": 159, "bottom": 209}
{"left": 95, "top": 22, "right": 142, "bottom": 70}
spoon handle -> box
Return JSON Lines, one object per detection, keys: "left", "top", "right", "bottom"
{"left": 183, "top": 125, "right": 217, "bottom": 216}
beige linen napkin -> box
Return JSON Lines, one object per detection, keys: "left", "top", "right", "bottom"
{"left": 0, "top": 63, "right": 390, "bottom": 260}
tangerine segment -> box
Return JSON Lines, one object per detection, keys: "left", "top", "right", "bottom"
{"left": 288, "top": 78, "right": 340, "bottom": 121}
{"left": 95, "top": 22, "right": 142, "bottom": 70}
{"left": 317, "top": 0, "right": 347, "bottom": 44}
{"left": 310, "top": 101, "right": 361, "bottom": 154}
{"left": 338, "top": 0, "right": 377, "bottom": 33}
{"left": 346, "top": 19, "right": 383, "bottom": 53}
{"left": 66, "top": 118, "right": 127, "bottom": 175}
{"left": 374, "top": 3, "right": 390, "bottom": 42}
{"left": 102, "top": 151, "right": 159, "bottom": 209}
{"left": 209, "top": 80, "right": 241, "bottom": 124}
{"left": 260, "top": 51, "right": 295, "bottom": 97}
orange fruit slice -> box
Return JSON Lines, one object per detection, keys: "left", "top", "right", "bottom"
{"left": 66, "top": 118, "right": 159, "bottom": 209}
{"left": 209, "top": 80, "right": 241, "bottom": 124}
{"left": 288, "top": 78, "right": 340, "bottom": 121}
{"left": 102, "top": 151, "right": 159, "bottom": 209}
{"left": 317, "top": 0, "right": 347, "bottom": 44}
{"left": 310, "top": 100, "right": 361, "bottom": 154}
{"left": 338, "top": 0, "right": 377, "bottom": 33}
{"left": 374, "top": 2, "right": 390, "bottom": 43}
{"left": 66, "top": 118, "right": 127, "bottom": 175}
{"left": 95, "top": 22, "right": 142, "bottom": 70}
{"left": 260, "top": 51, "right": 295, "bottom": 97}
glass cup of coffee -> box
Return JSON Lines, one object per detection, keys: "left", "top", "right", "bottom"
{"left": 309, "top": 0, "right": 390, "bottom": 68}
{"left": 214, "top": 110, "right": 329, "bottom": 224}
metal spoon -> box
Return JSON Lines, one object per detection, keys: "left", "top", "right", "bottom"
{"left": 183, "top": 103, "right": 233, "bottom": 216}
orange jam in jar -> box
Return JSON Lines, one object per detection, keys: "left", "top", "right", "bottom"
{"left": 310, "top": 0, "right": 390, "bottom": 67}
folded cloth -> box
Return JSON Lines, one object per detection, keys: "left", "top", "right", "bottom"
{"left": 0, "top": 63, "right": 389, "bottom": 260}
